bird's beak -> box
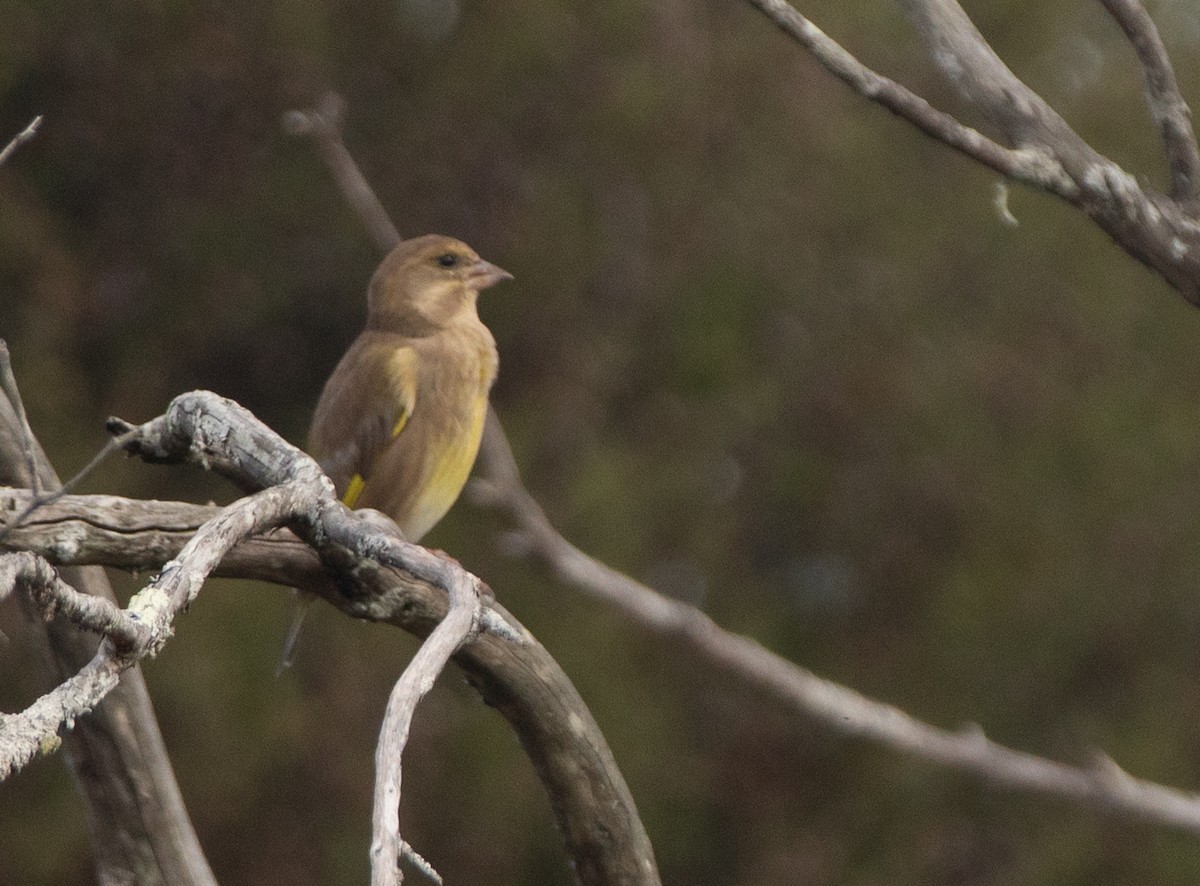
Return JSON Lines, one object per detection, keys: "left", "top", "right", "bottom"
{"left": 467, "top": 258, "right": 513, "bottom": 291}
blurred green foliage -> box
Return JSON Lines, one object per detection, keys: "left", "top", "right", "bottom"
{"left": 4, "top": 0, "right": 1200, "bottom": 883}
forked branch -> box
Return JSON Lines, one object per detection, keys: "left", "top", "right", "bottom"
{"left": 743, "top": 0, "right": 1200, "bottom": 302}
{"left": 2, "top": 391, "right": 659, "bottom": 886}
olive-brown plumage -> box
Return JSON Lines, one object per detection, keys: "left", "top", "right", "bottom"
{"left": 279, "top": 235, "right": 507, "bottom": 670}
{"left": 307, "top": 234, "right": 509, "bottom": 541}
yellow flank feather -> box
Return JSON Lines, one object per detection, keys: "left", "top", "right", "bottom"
{"left": 343, "top": 473, "right": 366, "bottom": 508}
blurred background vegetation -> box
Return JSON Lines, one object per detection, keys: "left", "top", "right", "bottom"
{"left": 4, "top": 0, "right": 1200, "bottom": 883}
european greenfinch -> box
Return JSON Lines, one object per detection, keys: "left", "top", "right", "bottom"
{"left": 280, "top": 234, "right": 509, "bottom": 668}
{"left": 308, "top": 234, "right": 509, "bottom": 532}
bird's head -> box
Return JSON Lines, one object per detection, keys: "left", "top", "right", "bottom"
{"left": 366, "top": 234, "right": 512, "bottom": 333}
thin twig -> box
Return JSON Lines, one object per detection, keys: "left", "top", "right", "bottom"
{"left": 399, "top": 840, "right": 443, "bottom": 885}
{"left": 470, "top": 419, "right": 1200, "bottom": 835}
{"left": 283, "top": 93, "right": 402, "bottom": 252}
{"left": 0, "top": 339, "right": 141, "bottom": 546}
{"left": 1099, "top": 0, "right": 1200, "bottom": 202}
{"left": 286, "top": 90, "right": 1200, "bottom": 838}
{"left": 0, "top": 116, "right": 42, "bottom": 168}
{"left": 370, "top": 569, "right": 481, "bottom": 886}
{"left": 739, "top": 0, "right": 1078, "bottom": 196}
{"left": 0, "top": 433, "right": 135, "bottom": 546}
{"left": 0, "top": 552, "right": 144, "bottom": 649}
{"left": 0, "top": 340, "right": 42, "bottom": 498}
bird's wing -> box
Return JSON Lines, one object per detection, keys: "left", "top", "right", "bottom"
{"left": 308, "top": 338, "right": 418, "bottom": 505}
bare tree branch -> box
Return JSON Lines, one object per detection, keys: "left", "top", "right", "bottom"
{"left": 469, "top": 411, "right": 1200, "bottom": 835}
{"left": 0, "top": 634, "right": 122, "bottom": 777}
{"left": 0, "top": 552, "right": 141, "bottom": 648}
{"left": 0, "top": 359, "right": 216, "bottom": 886}
{"left": 0, "top": 481, "right": 300, "bottom": 777}
{"left": 10, "top": 390, "right": 660, "bottom": 885}
{"left": 742, "top": 0, "right": 1200, "bottom": 304}
{"left": 897, "top": 0, "right": 1096, "bottom": 163}
{"left": 0, "top": 116, "right": 42, "bottom": 168}
{"left": 739, "top": 0, "right": 1078, "bottom": 195}
{"left": 1099, "top": 0, "right": 1200, "bottom": 202}
{"left": 371, "top": 563, "right": 482, "bottom": 886}
{"left": 12, "top": 483, "right": 1200, "bottom": 837}
{"left": 283, "top": 92, "right": 403, "bottom": 251}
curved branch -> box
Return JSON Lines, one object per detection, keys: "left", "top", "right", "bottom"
{"left": 1100, "top": 0, "right": 1200, "bottom": 202}
{"left": 14, "top": 483, "right": 1200, "bottom": 836}
{"left": 740, "top": 0, "right": 1078, "bottom": 196}
{"left": 371, "top": 564, "right": 480, "bottom": 886}
{"left": 740, "top": 1, "right": 1200, "bottom": 304}
{"left": 0, "top": 358, "right": 216, "bottom": 886}
{"left": 10, "top": 391, "right": 660, "bottom": 886}
{"left": 468, "top": 413, "right": 1200, "bottom": 835}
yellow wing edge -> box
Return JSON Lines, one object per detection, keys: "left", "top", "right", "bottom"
{"left": 340, "top": 407, "right": 410, "bottom": 509}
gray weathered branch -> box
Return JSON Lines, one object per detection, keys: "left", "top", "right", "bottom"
{"left": 1099, "top": 0, "right": 1200, "bottom": 203}
{"left": 0, "top": 347, "right": 216, "bottom": 886}
{"left": 739, "top": 0, "right": 1078, "bottom": 195}
{"left": 0, "top": 476, "right": 301, "bottom": 775}
{"left": 371, "top": 553, "right": 481, "bottom": 886}
{"left": 11, "top": 484, "right": 1200, "bottom": 835}
{"left": 285, "top": 89, "right": 1200, "bottom": 839}
{"left": 0, "top": 116, "right": 42, "bottom": 168}
{"left": 4, "top": 391, "right": 660, "bottom": 886}
{"left": 743, "top": 0, "right": 1200, "bottom": 303}
{"left": 469, "top": 409, "right": 1200, "bottom": 836}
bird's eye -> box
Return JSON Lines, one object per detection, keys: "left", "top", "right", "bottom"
{"left": 436, "top": 253, "right": 460, "bottom": 269}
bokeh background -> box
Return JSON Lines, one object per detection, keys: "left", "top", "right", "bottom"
{"left": 5, "top": 0, "right": 1200, "bottom": 883}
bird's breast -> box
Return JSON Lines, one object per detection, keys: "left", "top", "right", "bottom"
{"left": 374, "top": 322, "right": 497, "bottom": 541}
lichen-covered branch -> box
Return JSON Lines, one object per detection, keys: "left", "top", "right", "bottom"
{"left": 371, "top": 566, "right": 481, "bottom": 886}
{"left": 0, "top": 350, "right": 216, "bottom": 886}
{"left": 13, "top": 485, "right": 1200, "bottom": 835}
{"left": 0, "top": 552, "right": 141, "bottom": 648}
{"left": 1099, "top": 0, "right": 1200, "bottom": 203}
{"left": 5, "top": 390, "right": 660, "bottom": 886}
{"left": 742, "top": 0, "right": 1200, "bottom": 303}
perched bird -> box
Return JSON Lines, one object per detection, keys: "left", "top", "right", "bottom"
{"left": 279, "top": 234, "right": 510, "bottom": 668}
